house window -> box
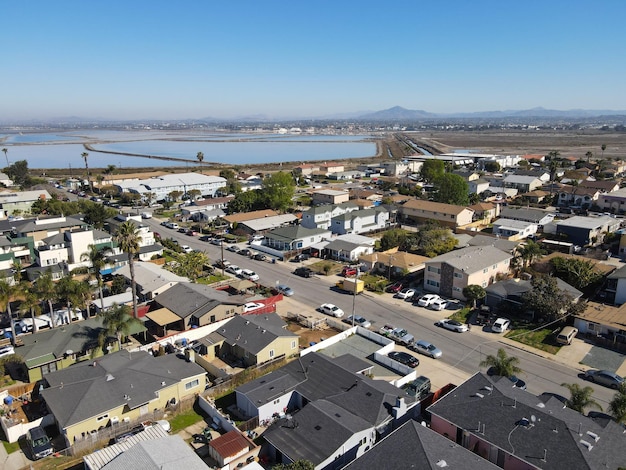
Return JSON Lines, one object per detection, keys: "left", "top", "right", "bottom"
{"left": 453, "top": 286, "right": 462, "bottom": 292}
{"left": 269, "top": 349, "right": 275, "bottom": 358}
{"left": 454, "top": 272, "right": 463, "bottom": 279}
{"left": 427, "top": 266, "right": 440, "bottom": 274}
{"left": 492, "top": 264, "right": 497, "bottom": 269}
{"left": 210, "top": 315, "right": 216, "bottom": 323}
{"left": 482, "top": 281, "right": 488, "bottom": 287}
{"left": 97, "top": 414, "right": 109, "bottom": 422}
{"left": 588, "top": 323, "right": 597, "bottom": 331}
{"left": 426, "top": 279, "right": 440, "bottom": 288}
{"left": 185, "top": 379, "right": 200, "bottom": 390}
{"left": 483, "top": 268, "right": 489, "bottom": 273}
{"left": 291, "top": 340, "right": 296, "bottom": 349}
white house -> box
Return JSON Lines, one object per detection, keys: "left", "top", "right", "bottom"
{"left": 491, "top": 218, "right": 538, "bottom": 240}
{"left": 330, "top": 207, "right": 389, "bottom": 235}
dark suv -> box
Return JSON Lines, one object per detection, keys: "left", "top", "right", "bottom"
{"left": 294, "top": 267, "right": 313, "bottom": 278}
{"left": 292, "top": 253, "right": 310, "bottom": 262}
{"left": 388, "top": 351, "right": 419, "bottom": 368}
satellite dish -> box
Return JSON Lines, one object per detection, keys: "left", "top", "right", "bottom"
{"left": 531, "top": 415, "right": 537, "bottom": 423}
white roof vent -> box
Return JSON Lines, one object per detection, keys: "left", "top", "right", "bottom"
{"left": 474, "top": 392, "right": 484, "bottom": 398}
{"left": 106, "top": 374, "right": 115, "bottom": 381}
{"left": 586, "top": 431, "right": 600, "bottom": 442}
{"left": 580, "top": 439, "right": 594, "bottom": 451}
{"left": 436, "top": 460, "right": 448, "bottom": 468}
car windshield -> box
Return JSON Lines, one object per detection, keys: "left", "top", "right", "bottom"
{"left": 426, "top": 344, "right": 435, "bottom": 350}
{"left": 33, "top": 436, "right": 50, "bottom": 446}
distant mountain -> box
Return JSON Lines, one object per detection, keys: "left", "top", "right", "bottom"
{"left": 355, "top": 106, "right": 626, "bottom": 120}
{"left": 358, "top": 106, "right": 437, "bottom": 120}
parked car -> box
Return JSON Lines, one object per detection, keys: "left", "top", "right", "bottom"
{"left": 243, "top": 302, "right": 264, "bottom": 313}
{"left": 341, "top": 266, "right": 358, "bottom": 277}
{"left": 386, "top": 282, "right": 404, "bottom": 293}
{"left": 410, "top": 340, "right": 442, "bottom": 359}
{"left": 396, "top": 288, "right": 417, "bottom": 300}
{"left": 27, "top": 426, "right": 53, "bottom": 460}
{"left": 401, "top": 375, "right": 431, "bottom": 399}
{"left": 186, "top": 230, "right": 198, "bottom": 236}
{"left": 178, "top": 227, "right": 187, "bottom": 233}
{"left": 417, "top": 294, "right": 441, "bottom": 307}
{"left": 343, "top": 315, "right": 371, "bottom": 328}
{"left": 491, "top": 318, "right": 510, "bottom": 333}
{"left": 226, "top": 245, "right": 240, "bottom": 253}
{"left": 583, "top": 370, "right": 625, "bottom": 389}
{"left": 294, "top": 267, "right": 313, "bottom": 278}
{"left": 379, "top": 324, "right": 396, "bottom": 336}
{"left": 388, "top": 351, "right": 419, "bottom": 368}
{"left": 252, "top": 253, "right": 267, "bottom": 261}
{"left": 225, "top": 265, "right": 243, "bottom": 276}
{"left": 239, "top": 248, "right": 252, "bottom": 257}
{"left": 210, "top": 238, "right": 223, "bottom": 246}
{"left": 276, "top": 284, "right": 294, "bottom": 296}
{"left": 240, "top": 269, "right": 259, "bottom": 282}
{"left": 508, "top": 375, "right": 527, "bottom": 390}
{"left": 215, "top": 258, "right": 231, "bottom": 269}
{"left": 0, "top": 344, "right": 15, "bottom": 358}
{"left": 428, "top": 299, "right": 448, "bottom": 311}
{"left": 389, "top": 327, "right": 414, "bottom": 345}
{"left": 292, "top": 253, "right": 310, "bottom": 262}
{"left": 141, "top": 212, "right": 152, "bottom": 219}
{"left": 436, "top": 319, "right": 469, "bottom": 333}
{"left": 180, "top": 245, "right": 193, "bottom": 253}
{"left": 320, "top": 303, "right": 344, "bottom": 318}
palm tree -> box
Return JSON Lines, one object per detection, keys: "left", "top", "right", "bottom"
{"left": 197, "top": 151, "right": 204, "bottom": 174}
{"left": 516, "top": 240, "right": 544, "bottom": 270}
{"left": 81, "top": 151, "right": 92, "bottom": 193}
{"left": 34, "top": 271, "right": 58, "bottom": 328}
{"left": 56, "top": 276, "right": 83, "bottom": 324}
{"left": 585, "top": 151, "right": 593, "bottom": 163}
{"left": 601, "top": 144, "right": 606, "bottom": 159}
{"left": 99, "top": 303, "right": 141, "bottom": 352}
{"left": 609, "top": 384, "right": 626, "bottom": 424}
{"left": 115, "top": 221, "right": 140, "bottom": 318}
{"left": 81, "top": 244, "right": 112, "bottom": 311}
{"left": 19, "top": 289, "right": 42, "bottom": 334}
{"left": 1, "top": 148, "right": 8, "bottom": 167}
{"left": 0, "top": 280, "right": 18, "bottom": 345}
{"left": 561, "top": 383, "right": 602, "bottom": 414}
{"left": 480, "top": 348, "right": 522, "bottom": 378}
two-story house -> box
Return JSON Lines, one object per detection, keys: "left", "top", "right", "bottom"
{"left": 301, "top": 203, "right": 359, "bottom": 230}
{"left": 330, "top": 207, "right": 389, "bottom": 235}
{"left": 400, "top": 199, "right": 474, "bottom": 228}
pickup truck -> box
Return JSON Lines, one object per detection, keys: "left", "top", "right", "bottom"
{"left": 379, "top": 324, "right": 414, "bottom": 345}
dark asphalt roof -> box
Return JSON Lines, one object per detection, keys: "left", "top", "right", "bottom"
{"left": 155, "top": 282, "right": 246, "bottom": 319}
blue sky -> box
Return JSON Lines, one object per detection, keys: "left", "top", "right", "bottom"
{"left": 2, "top": 1, "right": 625, "bottom": 120}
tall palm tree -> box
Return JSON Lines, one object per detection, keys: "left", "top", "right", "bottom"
{"left": 585, "top": 151, "right": 593, "bottom": 163}
{"left": 81, "top": 244, "right": 112, "bottom": 311}
{"left": 0, "top": 280, "right": 17, "bottom": 345}
{"left": 115, "top": 221, "right": 140, "bottom": 318}
{"left": 19, "top": 288, "right": 42, "bottom": 334}
{"left": 516, "top": 240, "right": 544, "bottom": 270}
{"left": 480, "top": 348, "right": 522, "bottom": 378}
{"left": 1, "top": 148, "right": 8, "bottom": 167}
{"left": 55, "top": 276, "right": 83, "bottom": 324}
{"left": 34, "top": 271, "right": 58, "bottom": 328}
{"left": 81, "top": 151, "right": 92, "bottom": 193}
{"left": 608, "top": 384, "right": 626, "bottom": 424}
{"left": 601, "top": 144, "right": 606, "bottom": 159}
{"left": 197, "top": 151, "right": 204, "bottom": 174}
{"left": 99, "top": 303, "right": 141, "bottom": 352}
{"left": 561, "top": 383, "right": 602, "bottom": 414}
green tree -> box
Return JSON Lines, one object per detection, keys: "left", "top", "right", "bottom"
{"left": 601, "top": 143, "right": 606, "bottom": 158}
{"left": 561, "top": 383, "right": 602, "bottom": 414}
{"left": 0, "top": 280, "right": 18, "bottom": 344}
{"left": 115, "top": 221, "right": 141, "bottom": 318}
{"left": 168, "top": 190, "right": 183, "bottom": 202}
{"left": 19, "top": 288, "right": 42, "bottom": 334}
{"left": 515, "top": 240, "right": 544, "bottom": 270}
{"left": 547, "top": 150, "right": 561, "bottom": 182}
{"left": 1, "top": 148, "right": 7, "bottom": 167}
{"left": 103, "top": 164, "right": 117, "bottom": 175}
{"left": 484, "top": 161, "right": 501, "bottom": 173}
{"left": 433, "top": 173, "right": 469, "bottom": 206}
{"left": 462, "top": 285, "right": 486, "bottom": 309}
{"left": 468, "top": 192, "right": 480, "bottom": 205}
{"left": 522, "top": 275, "right": 584, "bottom": 322}
{"left": 83, "top": 202, "right": 116, "bottom": 229}
{"left": 585, "top": 151, "right": 593, "bottom": 163}
{"left": 403, "top": 223, "right": 457, "bottom": 257}
{"left": 420, "top": 160, "right": 445, "bottom": 183}
{"left": 263, "top": 171, "right": 295, "bottom": 212}
{"left": 229, "top": 189, "right": 263, "bottom": 213}
{"left": 34, "top": 271, "right": 58, "bottom": 328}
{"left": 6, "top": 160, "right": 31, "bottom": 188}
{"left": 550, "top": 257, "right": 602, "bottom": 290}
{"left": 81, "top": 245, "right": 113, "bottom": 311}
{"left": 111, "top": 275, "right": 127, "bottom": 295}
{"left": 98, "top": 303, "right": 141, "bottom": 352}
{"left": 81, "top": 152, "right": 92, "bottom": 192}
{"left": 196, "top": 151, "right": 204, "bottom": 174}
{"left": 174, "top": 251, "right": 209, "bottom": 281}
{"left": 379, "top": 229, "right": 410, "bottom": 251}
{"left": 608, "top": 384, "right": 626, "bottom": 424}
{"left": 56, "top": 276, "right": 83, "bottom": 322}
{"left": 479, "top": 348, "right": 522, "bottom": 378}
{"left": 187, "top": 189, "right": 202, "bottom": 201}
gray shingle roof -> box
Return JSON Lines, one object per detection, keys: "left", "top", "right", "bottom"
{"left": 41, "top": 351, "right": 206, "bottom": 429}
{"left": 427, "top": 372, "right": 626, "bottom": 470}
{"left": 426, "top": 246, "right": 511, "bottom": 273}
{"left": 154, "top": 282, "right": 246, "bottom": 318}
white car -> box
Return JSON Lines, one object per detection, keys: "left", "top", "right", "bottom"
{"left": 225, "top": 265, "right": 243, "bottom": 276}
{"left": 181, "top": 245, "right": 193, "bottom": 253}
{"left": 0, "top": 345, "right": 15, "bottom": 358}
{"left": 429, "top": 299, "right": 448, "bottom": 311}
{"left": 320, "top": 303, "right": 344, "bottom": 318}
{"left": 417, "top": 294, "right": 441, "bottom": 307}
{"left": 241, "top": 269, "right": 259, "bottom": 282}
{"left": 396, "top": 288, "right": 417, "bottom": 300}
{"left": 436, "top": 319, "right": 469, "bottom": 333}
{"left": 243, "top": 302, "right": 264, "bottom": 313}
{"left": 492, "top": 318, "right": 510, "bottom": 333}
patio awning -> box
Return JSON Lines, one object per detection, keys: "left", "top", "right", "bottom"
{"left": 145, "top": 308, "right": 181, "bottom": 326}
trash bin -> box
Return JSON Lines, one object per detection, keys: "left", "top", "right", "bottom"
{"left": 272, "top": 258, "right": 276, "bottom": 264}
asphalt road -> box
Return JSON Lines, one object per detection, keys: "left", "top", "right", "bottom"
{"left": 141, "top": 216, "right": 617, "bottom": 408}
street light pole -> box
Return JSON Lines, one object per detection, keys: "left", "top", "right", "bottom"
{"left": 351, "top": 267, "right": 359, "bottom": 327}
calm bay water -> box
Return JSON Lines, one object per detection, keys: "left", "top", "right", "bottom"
{"left": 0, "top": 131, "right": 376, "bottom": 169}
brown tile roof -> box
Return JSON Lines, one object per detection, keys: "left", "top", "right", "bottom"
{"left": 521, "top": 154, "right": 545, "bottom": 160}
{"left": 577, "top": 301, "right": 626, "bottom": 330}
{"left": 402, "top": 198, "right": 471, "bottom": 216}
{"left": 352, "top": 199, "right": 374, "bottom": 208}
{"left": 223, "top": 209, "right": 279, "bottom": 223}
{"left": 469, "top": 202, "right": 496, "bottom": 211}
{"left": 209, "top": 430, "right": 251, "bottom": 458}
{"left": 359, "top": 250, "right": 429, "bottom": 270}
{"left": 579, "top": 180, "right": 620, "bottom": 192}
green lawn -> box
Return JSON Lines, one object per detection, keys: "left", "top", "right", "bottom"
{"left": 505, "top": 327, "right": 561, "bottom": 355}
{"left": 449, "top": 307, "right": 472, "bottom": 324}
{"left": 2, "top": 440, "right": 20, "bottom": 454}
{"left": 169, "top": 408, "right": 206, "bottom": 434}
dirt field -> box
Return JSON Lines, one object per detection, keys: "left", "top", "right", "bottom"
{"left": 286, "top": 320, "right": 341, "bottom": 348}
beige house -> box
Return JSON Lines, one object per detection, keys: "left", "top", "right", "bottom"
{"left": 424, "top": 246, "right": 512, "bottom": 300}
{"left": 311, "top": 189, "right": 350, "bottom": 206}
{"left": 194, "top": 313, "right": 299, "bottom": 369}
{"left": 41, "top": 351, "right": 207, "bottom": 446}
{"left": 359, "top": 250, "right": 429, "bottom": 278}
{"left": 0, "top": 190, "right": 51, "bottom": 216}
{"left": 293, "top": 164, "right": 320, "bottom": 176}
{"left": 400, "top": 199, "right": 474, "bottom": 228}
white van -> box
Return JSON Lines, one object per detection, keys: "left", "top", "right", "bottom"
{"left": 556, "top": 326, "right": 578, "bottom": 345}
